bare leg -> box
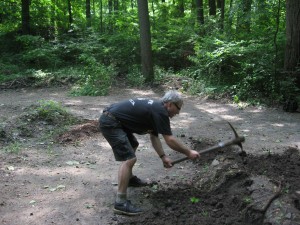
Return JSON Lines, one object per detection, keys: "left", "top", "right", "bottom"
{"left": 116, "top": 146, "right": 138, "bottom": 203}
{"left": 118, "top": 157, "right": 137, "bottom": 194}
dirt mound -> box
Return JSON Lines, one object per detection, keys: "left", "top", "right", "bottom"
{"left": 0, "top": 102, "right": 98, "bottom": 148}
{"left": 118, "top": 147, "right": 300, "bottom": 225}
{"left": 55, "top": 120, "right": 99, "bottom": 144}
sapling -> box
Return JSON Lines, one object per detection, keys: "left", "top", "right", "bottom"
{"left": 190, "top": 197, "right": 200, "bottom": 204}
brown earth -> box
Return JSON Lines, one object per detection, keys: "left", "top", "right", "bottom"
{"left": 0, "top": 83, "right": 300, "bottom": 225}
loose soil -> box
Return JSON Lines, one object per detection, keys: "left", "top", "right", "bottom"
{"left": 0, "top": 83, "right": 300, "bottom": 225}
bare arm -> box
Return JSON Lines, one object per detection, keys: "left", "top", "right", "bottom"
{"left": 150, "top": 134, "right": 173, "bottom": 168}
{"left": 150, "top": 133, "right": 200, "bottom": 167}
{"left": 162, "top": 134, "right": 200, "bottom": 159}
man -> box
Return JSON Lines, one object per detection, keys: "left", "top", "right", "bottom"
{"left": 99, "top": 90, "right": 200, "bottom": 216}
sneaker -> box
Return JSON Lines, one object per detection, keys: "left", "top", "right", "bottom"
{"left": 114, "top": 200, "right": 143, "bottom": 216}
{"left": 128, "top": 176, "right": 148, "bottom": 187}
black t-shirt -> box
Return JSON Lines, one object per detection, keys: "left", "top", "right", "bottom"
{"left": 107, "top": 98, "right": 172, "bottom": 136}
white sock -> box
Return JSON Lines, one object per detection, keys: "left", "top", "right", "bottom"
{"left": 116, "top": 192, "right": 127, "bottom": 204}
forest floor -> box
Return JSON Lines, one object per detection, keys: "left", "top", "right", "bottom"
{"left": 0, "top": 81, "right": 300, "bottom": 225}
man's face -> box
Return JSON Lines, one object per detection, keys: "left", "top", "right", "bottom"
{"left": 166, "top": 101, "right": 182, "bottom": 118}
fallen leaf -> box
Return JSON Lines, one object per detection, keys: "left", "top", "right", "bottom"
{"left": 85, "top": 204, "right": 94, "bottom": 209}
{"left": 66, "top": 160, "right": 80, "bottom": 165}
{"left": 56, "top": 185, "right": 66, "bottom": 190}
{"left": 6, "top": 166, "right": 15, "bottom": 171}
{"left": 49, "top": 185, "right": 65, "bottom": 192}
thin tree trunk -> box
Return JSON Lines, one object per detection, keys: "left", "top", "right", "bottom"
{"left": 50, "top": 0, "right": 57, "bottom": 37}
{"left": 209, "top": 0, "right": 216, "bottom": 16}
{"left": 108, "top": 0, "right": 113, "bottom": 32}
{"left": 137, "top": 0, "right": 154, "bottom": 82}
{"left": 100, "top": 0, "right": 103, "bottom": 32}
{"left": 67, "top": 0, "right": 73, "bottom": 27}
{"left": 227, "top": 0, "right": 233, "bottom": 35}
{"left": 195, "top": 0, "right": 204, "bottom": 24}
{"left": 86, "top": 0, "right": 91, "bottom": 27}
{"left": 21, "top": 0, "right": 30, "bottom": 34}
{"left": 217, "top": 0, "right": 225, "bottom": 31}
{"left": 284, "top": 0, "right": 300, "bottom": 88}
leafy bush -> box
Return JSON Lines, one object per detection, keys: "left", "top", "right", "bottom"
{"left": 152, "top": 22, "right": 196, "bottom": 70}
{"left": 189, "top": 37, "right": 285, "bottom": 103}
{"left": 2, "top": 142, "right": 21, "bottom": 154}
{"left": 33, "top": 100, "right": 76, "bottom": 124}
{"left": 97, "top": 33, "right": 139, "bottom": 74}
{"left": 21, "top": 48, "right": 62, "bottom": 69}
{"left": 0, "top": 60, "right": 22, "bottom": 80}
{"left": 15, "top": 35, "right": 46, "bottom": 50}
{"left": 70, "top": 55, "right": 116, "bottom": 96}
{"left": 126, "top": 65, "right": 145, "bottom": 87}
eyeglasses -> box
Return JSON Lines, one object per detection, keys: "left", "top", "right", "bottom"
{"left": 173, "top": 102, "right": 181, "bottom": 111}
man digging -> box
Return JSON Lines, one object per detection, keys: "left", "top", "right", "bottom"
{"left": 99, "top": 90, "right": 200, "bottom": 216}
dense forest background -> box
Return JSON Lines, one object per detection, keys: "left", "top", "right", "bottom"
{"left": 0, "top": 0, "right": 299, "bottom": 109}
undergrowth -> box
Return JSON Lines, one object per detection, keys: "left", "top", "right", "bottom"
{"left": 0, "top": 30, "right": 299, "bottom": 107}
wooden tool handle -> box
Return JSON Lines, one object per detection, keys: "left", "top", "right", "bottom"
{"left": 172, "top": 136, "right": 245, "bottom": 165}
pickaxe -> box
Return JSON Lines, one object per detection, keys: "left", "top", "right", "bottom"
{"left": 172, "top": 122, "right": 246, "bottom": 165}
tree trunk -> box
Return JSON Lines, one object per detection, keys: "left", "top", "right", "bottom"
{"left": 209, "top": 0, "right": 216, "bottom": 16}
{"left": 86, "top": 0, "right": 91, "bottom": 27}
{"left": 99, "top": 0, "right": 103, "bottom": 32}
{"left": 284, "top": 0, "right": 300, "bottom": 88}
{"left": 108, "top": 0, "right": 113, "bottom": 32}
{"left": 217, "top": 0, "right": 225, "bottom": 30}
{"left": 67, "top": 0, "right": 73, "bottom": 27}
{"left": 227, "top": 0, "right": 233, "bottom": 32}
{"left": 21, "top": 0, "right": 30, "bottom": 34}
{"left": 195, "top": 0, "right": 204, "bottom": 24}
{"left": 137, "top": 0, "right": 154, "bottom": 82}
{"left": 50, "top": 0, "right": 57, "bottom": 37}
{"left": 114, "top": 0, "right": 119, "bottom": 11}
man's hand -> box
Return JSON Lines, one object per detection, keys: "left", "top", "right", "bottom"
{"left": 162, "top": 156, "right": 173, "bottom": 168}
{"left": 187, "top": 150, "right": 200, "bottom": 160}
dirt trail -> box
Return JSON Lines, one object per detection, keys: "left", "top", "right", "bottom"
{"left": 0, "top": 86, "right": 300, "bottom": 225}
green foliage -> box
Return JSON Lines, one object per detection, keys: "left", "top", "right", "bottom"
{"left": 188, "top": 36, "right": 289, "bottom": 103}
{"left": 17, "top": 99, "right": 78, "bottom": 128}
{"left": 16, "top": 35, "right": 46, "bottom": 50}
{"left": 16, "top": 35, "right": 64, "bottom": 69}
{"left": 190, "top": 197, "right": 200, "bottom": 204}
{"left": 153, "top": 66, "right": 175, "bottom": 84}
{"left": 126, "top": 65, "right": 145, "bottom": 87}
{"left": 98, "top": 33, "right": 139, "bottom": 74}
{"left": 0, "top": 59, "right": 22, "bottom": 81}
{"left": 2, "top": 142, "right": 21, "bottom": 154}
{"left": 243, "top": 196, "right": 252, "bottom": 204}
{"left": 152, "top": 21, "right": 196, "bottom": 70}
{"left": 33, "top": 100, "right": 71, "bottom": 123}
{"left": 70, "top": 56, "right": 116, "bottom": 96}
{"left": 0, "top": 0, "right": 297, "bottom": 106}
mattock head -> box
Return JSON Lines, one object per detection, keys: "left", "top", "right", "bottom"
{"left": 227, "top": 122, "right": 247, "bottom": 159}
